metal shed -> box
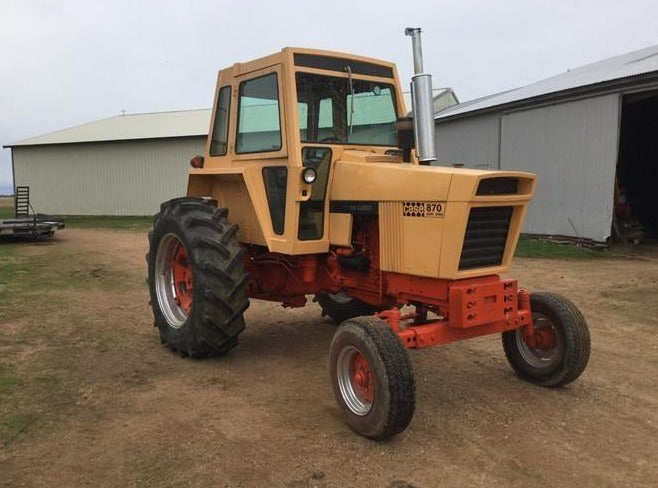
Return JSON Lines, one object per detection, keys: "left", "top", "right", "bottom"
{"left": 434, "top": 45, "right": 658, "bottom": 243}
{"left": 3, "top": 110, "right": 209, "bottom": 215}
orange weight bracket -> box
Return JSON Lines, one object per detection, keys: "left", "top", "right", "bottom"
{"left": 377, "top": 281, "right": 532, "bottom": 349}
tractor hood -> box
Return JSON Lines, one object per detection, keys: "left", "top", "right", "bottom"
{"left": 330, "top": 150, "right": 535, "bottom": 203}
{"left": 328, "top": 150, "right": 536, "bottom": 280}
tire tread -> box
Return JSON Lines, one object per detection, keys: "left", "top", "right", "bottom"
{"left": 147, "top": 198, "right": 250, "bottom": 358}
{"left": 502, "top": 292, "right": 590, "bottom": 387}
{"left": 330, "top": 316, "right": 415, "bottom": 440}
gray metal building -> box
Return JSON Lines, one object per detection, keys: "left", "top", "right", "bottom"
{"left": 4, "top": 110, "right": 208, "bottom": 215}
{"left": 434, "top": 45, "right": 658, "bottom": 243}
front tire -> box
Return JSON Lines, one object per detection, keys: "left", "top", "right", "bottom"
{"left": 502, "top": 292, "right": 590, "bottom": 387}
{"left": 147, "top": 198, "right": 250, "bottom": 358}
{"left": 329, "top": 316, "right": 415, "bottom": 440}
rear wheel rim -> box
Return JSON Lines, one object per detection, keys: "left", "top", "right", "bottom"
{"left": 155, "top": 234, "right": 193, "bottom": 328}
{"left": 517, "top": 313, "right": 563, "bottom": 369}
{"left": 336, "top": 346, "right": 374, "bottom": 416}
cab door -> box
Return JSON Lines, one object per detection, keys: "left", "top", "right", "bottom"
{"left": 290, "top": 74, "right": 335, "bottom": 254}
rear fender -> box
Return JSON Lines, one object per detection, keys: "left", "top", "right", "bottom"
{"left": 187, "top": 169, "right": 268, "bottom": 247}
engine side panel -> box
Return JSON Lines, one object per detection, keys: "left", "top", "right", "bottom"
{"left": 328, "top": 158, "right": 535, "bottom": 280}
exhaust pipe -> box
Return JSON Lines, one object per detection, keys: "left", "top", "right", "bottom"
{"left": 405, "top": 27, "right": 437, "bottom": 165}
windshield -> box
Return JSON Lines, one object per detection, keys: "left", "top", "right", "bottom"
{"left": 296, "top": 72, "right": 398, "bottom": 146}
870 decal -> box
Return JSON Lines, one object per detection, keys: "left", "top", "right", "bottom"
{"left": 403, "top": 201, "right": 445, "bottom": 218}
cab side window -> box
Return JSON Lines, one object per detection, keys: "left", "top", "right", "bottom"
{"left": 263, "top": 166, "right": 287, "bottom": 235}
{"left": 236, "top": 73, "right": 282, "bottom": 154}
{"left": 210, "top": 86, "right": 231, "bottom": 156}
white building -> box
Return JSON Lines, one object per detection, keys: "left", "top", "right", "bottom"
{"left": 5, "top": 110, "right": 208, "bottom": 215}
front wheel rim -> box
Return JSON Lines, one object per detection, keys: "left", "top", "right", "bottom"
{"left": 155, "top": 234, "right": 193, "bottom": 328}
{"left": 336, "top": 346, "right": 374, "bottom": 416}
{"left": 517, "top": 313, "right": 563, "bottom": 369}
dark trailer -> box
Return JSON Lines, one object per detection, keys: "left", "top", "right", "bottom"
{"left": 0, "top": 186, "right": 64, "bottom": 239}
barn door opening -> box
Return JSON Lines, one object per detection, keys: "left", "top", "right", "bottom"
{"left": 615, "top": 91, "right": 658, "bottom": 242}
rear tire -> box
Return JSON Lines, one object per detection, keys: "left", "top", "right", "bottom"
{"left": 329, "top": 316, "right": 415, "bottom": 440}
{"left": 147, "top": 198, "right": 250, "bottom": 358}
{"left": 502, "top": 292, "right": 590, "bottom": 387}
{"left": 317, "top": 293, "right": 379, "bottom": 324}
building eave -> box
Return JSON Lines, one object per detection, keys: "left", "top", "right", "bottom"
{"left": 436, "top": 71, "right": 658, "bottom": 123}
{"left": 3, "top": 134, "right": 206, "bottom": 150}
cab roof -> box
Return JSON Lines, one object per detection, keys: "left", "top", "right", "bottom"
{"left": 228, "top": 47, "right": 397, "bottom": 78}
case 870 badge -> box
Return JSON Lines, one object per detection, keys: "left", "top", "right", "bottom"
{"left": 403, "top": 201, "right": 445, "bottom": 218}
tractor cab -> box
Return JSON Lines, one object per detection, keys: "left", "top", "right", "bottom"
{"left": 187, "top": 48, "right": 409, "bottom": 255}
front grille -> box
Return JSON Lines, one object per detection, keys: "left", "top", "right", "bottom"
{"left": 476, "top": 177, "right": 518, "bottom": 195}
{"left": 459, "top": 206, "right": 513, "bottom": 270}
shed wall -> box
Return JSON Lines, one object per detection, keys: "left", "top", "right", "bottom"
{"left": 500, "top": 94, "right": 620, "bottom": 241}
{"left": 13, "top": 137, "right": 204, "bottom": 215}
{"left": 434, "top": 113, "right": 500, "bottom": 169}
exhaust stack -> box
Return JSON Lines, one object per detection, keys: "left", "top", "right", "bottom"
{"left": 405, "top": 27, "right": 437, "bottom": 165}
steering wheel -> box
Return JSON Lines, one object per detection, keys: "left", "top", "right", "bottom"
{"left": 320, "top": 136, "right": 340, "bottom": 143}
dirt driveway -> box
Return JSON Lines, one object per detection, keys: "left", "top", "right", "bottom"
{"left": 1, "top": 229, "right": 656, "bottom": 488}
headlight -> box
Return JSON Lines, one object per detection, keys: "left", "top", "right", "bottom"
{"left": 302, "top": 167, "right": 317, "bottom": 184}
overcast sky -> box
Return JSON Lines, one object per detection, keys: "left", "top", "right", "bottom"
{"left": 2, "top": 0, "right": 658, "bottom": 193}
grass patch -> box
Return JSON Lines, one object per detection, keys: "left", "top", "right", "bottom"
{"left": 63, "top": 215, "right": 152, "bottom": 231}
{"left": 0, "top": 228, "right": 142, "bottom": 451}
{"left": 0, "top": 207, "right": 152, "bottom": 231}
{"left": 0, "top": 244, "right": 21, "bottom": 299}
{"left": 1, "top": 204, "right": 152, "bottom": 231}
{"left": 0, "top": 195, "right": 152, "bottom": 231}
{"left": 0, "top": 244, "right": 56, "bottom": 300}
{"left": 0, "top": 367, "right": 22, "bottom": 394}
{"left": 0, "top": 241, "right": 133, "bottom": 323}
{"left": 0, "top": 206, "right": 14, "bottom": 219}
{"left": 35, "top": 375, "right": 62, "bottom": 388}
{"left": 1, "top": 413, "right": 36, "bottom": 432}
{"left": 515, "top": 236, "right": 605, "bottom": 259}
{"left": 0, "top": 413, "right": 38, "bottom": 446}
{"left": 0, "top": 255, "right": 65, "bottom": 324}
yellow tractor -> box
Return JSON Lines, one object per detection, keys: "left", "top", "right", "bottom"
{"left": 147, "top": 28, "right": 590, "bottom": 439}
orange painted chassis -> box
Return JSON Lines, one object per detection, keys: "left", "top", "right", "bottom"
{"left": 376, "top": 282, "right": 532, "bottom": 349}
{"left": 243, "top": 246, "right": 534, "bottom": 350}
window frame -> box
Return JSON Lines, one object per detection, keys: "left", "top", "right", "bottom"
{"left": 294, "top": 71, "right": 400, "bottom": 147}
{"left": 209, "top": 85, "right": 232, "bottom": 156}
{"left": 235, "top": 72, "right": 283, "bottom": 155}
